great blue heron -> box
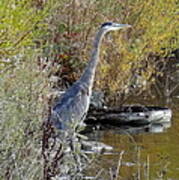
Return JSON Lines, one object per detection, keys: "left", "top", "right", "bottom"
{"left": 52, "top": 22, "right": 131, "bottom": 130}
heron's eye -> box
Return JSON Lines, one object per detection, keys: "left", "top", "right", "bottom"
{"left": 101, "top": 22, "right": 113, "bottom": 28}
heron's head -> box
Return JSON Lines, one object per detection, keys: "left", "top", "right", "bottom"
{"left": 101, "top": 22, "right": 131, "bottom": 32}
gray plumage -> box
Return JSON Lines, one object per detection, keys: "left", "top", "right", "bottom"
{"left": 52, "top": 22, "right": 131, "bottom": 130}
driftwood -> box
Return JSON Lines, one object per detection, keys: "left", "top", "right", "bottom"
{"left": 85, "top": 105, "right": 172, "bottom": 127}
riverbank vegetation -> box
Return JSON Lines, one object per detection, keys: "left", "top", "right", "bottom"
{"left": 0, "top": 0, "right": 178, "bottom": 179}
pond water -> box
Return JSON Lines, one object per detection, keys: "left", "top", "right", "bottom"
{"left": 86, "top": 98, "right": 179, "bottom": 179}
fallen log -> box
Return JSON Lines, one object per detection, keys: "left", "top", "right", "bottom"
{"left": 85, "top": 105, "right": 172, "bottom": 127}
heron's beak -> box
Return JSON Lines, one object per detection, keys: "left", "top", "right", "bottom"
{"left": 115, "top": 23, "right": 132, "bottom": 29}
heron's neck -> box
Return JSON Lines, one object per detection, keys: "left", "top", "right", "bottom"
{"left": 79, "top": 29, "right": 105, "bottom": 89}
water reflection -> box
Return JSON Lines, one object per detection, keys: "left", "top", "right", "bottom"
{"left": 85, "top": 99, "right": 179, "bottom": 179}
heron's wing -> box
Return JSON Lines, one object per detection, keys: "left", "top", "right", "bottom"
{"left": 52, "top": 82, "right": 89, "bottom": 129}
{"left": 53, "top": 82, "right": 83, "bottom": 111}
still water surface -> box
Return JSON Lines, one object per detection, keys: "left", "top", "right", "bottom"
{"left": 87, "top": 98, "right": 179, "bottom": 179}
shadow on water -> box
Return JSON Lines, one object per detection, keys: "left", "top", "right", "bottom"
{"left": 85, "top": 98, "right": 179, "bottom": 179}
